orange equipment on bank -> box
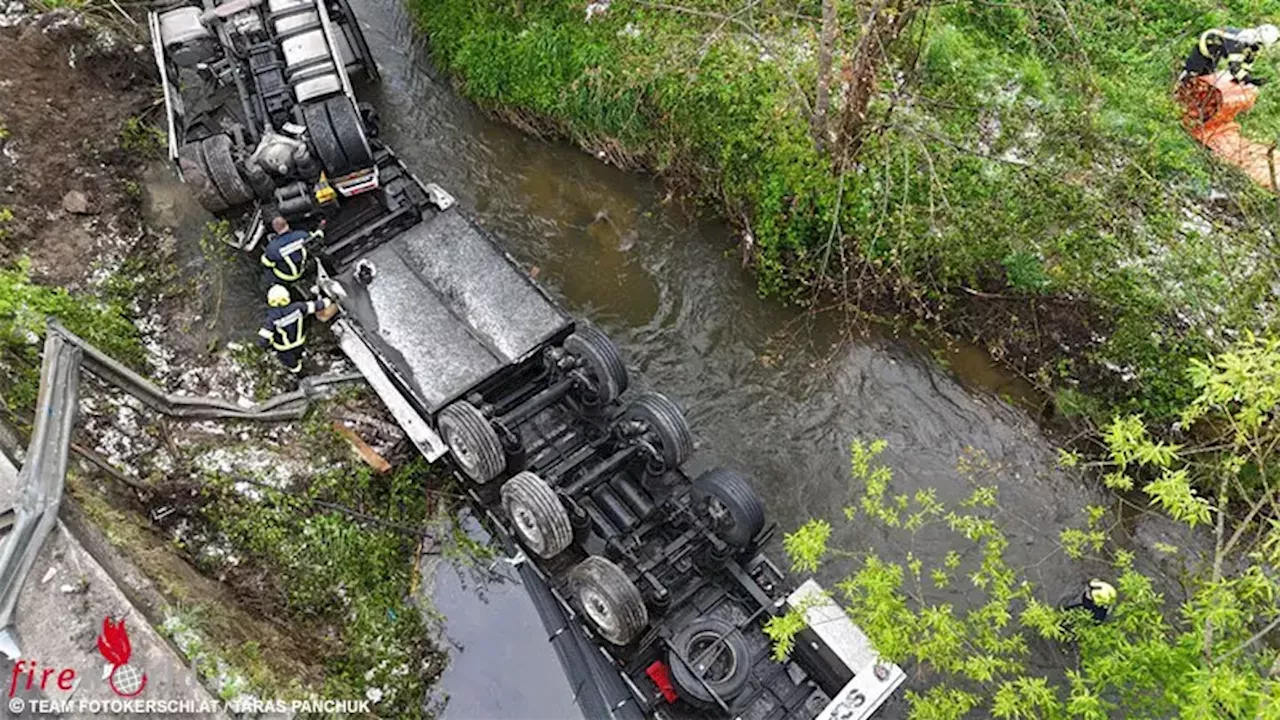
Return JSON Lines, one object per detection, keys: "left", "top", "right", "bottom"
{"left": 1176, "top": 70, "right": 1276, "bottom": 190}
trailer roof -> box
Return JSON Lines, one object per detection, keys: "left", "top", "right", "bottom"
{"left": 336, "top": 208, "right": 572, "bottom": 413}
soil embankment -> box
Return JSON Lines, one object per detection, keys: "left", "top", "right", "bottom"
{"left": 0, "top": 9, "right": 444, "bottom": 714}
{"left": 0, "top": 11, "right": 152, "bottom": 283}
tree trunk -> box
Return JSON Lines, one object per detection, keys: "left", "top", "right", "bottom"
{"left": 811, "top": 0, "right": 839, "bottom": 152}
{"left": 837, "top": 0, "right": 917, "bottom": 156}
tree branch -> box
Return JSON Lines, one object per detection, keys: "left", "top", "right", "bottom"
{"left": 1214, "top": 613, "right": 1280, "bottom": 664}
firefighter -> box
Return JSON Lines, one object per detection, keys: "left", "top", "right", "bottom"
{"left": 1061, "top": 578, "right": 1117, "bottom": 623}
{"left": 1181, "top": 25, "right": 1280, "bottom": 86}
{"left": 257, "top": 284, "right": 332, "bottom": 375}
{"left": 261, "top": 216, "right": 323, "bottom": 286}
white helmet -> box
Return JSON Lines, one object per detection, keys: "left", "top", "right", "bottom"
{"left": 1257, "top": 23, "right": 1279, "bottom": 47}
{"left": 267, "top": 285, "right": 290, "bottom": 307}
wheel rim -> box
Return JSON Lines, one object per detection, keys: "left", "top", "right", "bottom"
{"left": 581, "top": 587, "right": 618, "bottom": 637}
{"left": 444, "top": 426, "right": 477, "bottom": 473}
{"left": 687, "top": 631, "right": 737, "bottom": 684}
{"left": 510, "top": 502, "right": 545, "bottom": 553}
{"left": 706, "top": 497, "right": 734, "bottom": 531}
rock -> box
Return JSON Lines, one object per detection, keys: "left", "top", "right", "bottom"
{"left": 62, "top": 189, "right": 91, "bottom": 214}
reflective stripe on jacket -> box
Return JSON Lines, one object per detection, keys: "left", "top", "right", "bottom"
{"left": 262, "top": 229, "right": 311, "bottom": 282}
{"left": 1198, "top": 28, "right": 1259, "bottom": 80}
{"left": 260, "top": 299, "right": 330, "bottom": 351}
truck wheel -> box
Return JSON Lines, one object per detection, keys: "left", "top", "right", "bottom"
{"left": 303, "top": 100, "right": 350, "bottom": 177}
{"left": 622, "top": 392, "right": 693, "bottom": 469}
{"left": 569, "top": 556, "right": 648, "bottom": 646}
{"left": 668, "top": 617, "right": 751, "bottom": 707}
{"left": 438, "top": 401, "right": 505, "bottom": 484}
{"left": 325, "top": 95, "right": 373, "bottom": 170}
{"left": 564, "top": 323, "right": 628, "bottom": 409}
{"left": 201, "top": 134, "right": 253, "bottom": 207}
{"left": 177, "top": 141, "right": 228, "bottom": 212}
{"left": 693, "top": 468, "right": 765, "bottom": 549}
{"left": 501, "top": 471, "right": 572, "bottom": 559}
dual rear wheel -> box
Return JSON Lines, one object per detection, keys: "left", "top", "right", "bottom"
{"left": 302, "top": 94, "right": 373, "bottom": 178}
{"left": 177, "top": 134, "right": 253, "bottom": 213}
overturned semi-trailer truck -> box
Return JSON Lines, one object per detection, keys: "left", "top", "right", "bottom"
{"left": 148, "top": 1, "right": 905, "bottom": 717}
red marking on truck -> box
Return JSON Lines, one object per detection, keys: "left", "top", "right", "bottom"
{"left": 645, "top": 661, "right": 678, "bottom": 703}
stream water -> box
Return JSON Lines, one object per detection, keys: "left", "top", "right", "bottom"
{"left": 344, "top": 6, "right": 1106, "bottom": 716}
{"left": 149, "top": 1, "right": 1193, "bottom": 716}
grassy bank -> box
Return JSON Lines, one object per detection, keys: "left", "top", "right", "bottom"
{"left": 412, "top": 0, "right": 1280, "bottom": 423}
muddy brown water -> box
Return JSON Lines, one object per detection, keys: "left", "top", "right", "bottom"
{"left": 145, "top": 2, "right": 1194, "bottom": 716}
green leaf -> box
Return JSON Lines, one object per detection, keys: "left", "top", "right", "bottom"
{"left": 1143, "top": 468, "right": 1212, "bottom": 528}
{"left": 783, "top": 519, "right": 832, "bottom": 574}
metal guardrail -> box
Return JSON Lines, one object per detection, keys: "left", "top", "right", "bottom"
{"left": 0, "top": 332, "right": 80, "bottom": 659}
{"left": 0, "top": 322, "right": 366, "bottom": 658}
{"left": 49, "top": 320, "right": 362, "bottom": 422}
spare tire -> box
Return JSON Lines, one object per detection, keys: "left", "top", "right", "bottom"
{"left": 564, "top": 323, "right": 628, "bottom": 409}
{"left": 622, "top": 392, "right": 693, "bottom": 469}
{"left": 302, "top": 100, "right": 349, "bottom": 177}
{"left": 176, "top": 141, "right": 227, "bottom": 213}
{"left": 438, "top": 400, "right": 505, "bottom": 484}
{"left": 569, "top": 556, "right": 648, "bottom": 646}
{"left": 325, "top": 95, "right": 373, "bottom": 170}
{"left": 693, "top": 468, "right": 765, "bottom": 549}
{"left": 501, "top": 471, "right": 572, "bottom": 559}
{"left": 201, "top": 134, "right": 253, "bottom": 207}
{"left": 668, "top": 617, "right": 751, "bottom": 707}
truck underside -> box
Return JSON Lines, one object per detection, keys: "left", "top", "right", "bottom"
{"left": 146, "top": 2, "right": 905, "bottom": 717}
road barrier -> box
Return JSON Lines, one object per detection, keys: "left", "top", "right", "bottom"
{"left": 0, "top": 321, "right": 364, "bottom": 658}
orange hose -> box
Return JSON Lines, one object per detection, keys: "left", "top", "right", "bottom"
{"left": 1177, "top": 71, "right": 1274, "bottom": 190}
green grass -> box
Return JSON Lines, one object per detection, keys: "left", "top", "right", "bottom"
{"left": 118, "top": 116, "right": 166, "bottom": 157}
{"left": 0, "top": 257, "right": 145, "bottom": 414}
{"left": 197, "top": 425, "right": 444, "bottom": 717}
{"left": 412, "top": 0, "right": 1280, "bottom": 422}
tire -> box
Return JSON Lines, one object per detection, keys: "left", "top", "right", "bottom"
{"left": 693, "top": 468, "right": 765, "bottom": 549}
{"left": 201, "top": 134, "right": 253, "bottom": 207}
{"left": 622, "top": 392, "right": 693, "bottom": 469}
{"left": 564, "top": 323, "right": 628, "bottom": 409}
{"left": 668, "top": 617, "right": 751, "bottom": 707}
{"left": 569, "top": 556, "right": 648, "bottom": 646}
{"left": 438, "top": 401, "right": 505, "bottom": 484}
{"left": 303, "top": 100, "right": 349, "bottom": 177}
{"left": 501, "top": 471, "right": 572, "bottom": 559}
{"left": 176, "top": 141, "right": 227, "bottom": 213}
{"left": 325, "top": 95, "right": 373, "bottom": 170}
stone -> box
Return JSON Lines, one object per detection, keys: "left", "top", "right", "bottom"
{"left": 62, "top": 189, "right": 91, "bottom": 214}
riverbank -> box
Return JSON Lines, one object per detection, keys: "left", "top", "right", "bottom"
{"left": 0, "top": 9, "right": 444, "bottom": 714}
{"left": 410, "top": 0, "right": 1280, "bottom": 427}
